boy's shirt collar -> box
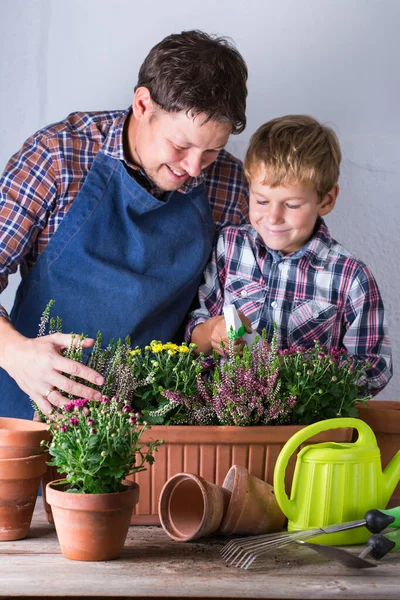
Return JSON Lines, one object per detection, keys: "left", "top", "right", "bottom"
{"left": 256, "top": 218, "right": 332, "bottom": 269}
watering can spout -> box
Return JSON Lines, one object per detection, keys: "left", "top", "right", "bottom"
{"left": 382, "top": 450, "right": 400, "bottom": 505}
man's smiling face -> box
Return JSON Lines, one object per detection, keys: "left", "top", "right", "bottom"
{"left": 128, "top": 87, "right": 231, "bottom": 192}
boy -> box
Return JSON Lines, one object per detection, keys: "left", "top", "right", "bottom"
{"left": 187, "top": 115, "right": 392, "bottom": 395}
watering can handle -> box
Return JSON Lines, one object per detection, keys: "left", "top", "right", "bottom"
{"left": 273, "top": 417, "right": 376, "bottom": 522}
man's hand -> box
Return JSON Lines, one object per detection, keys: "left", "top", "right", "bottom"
{"left": 0, "top": 320, "right": 104, "bottom": 416}
{"left": 191, "top": 311, "right": 253, "bottom": 357}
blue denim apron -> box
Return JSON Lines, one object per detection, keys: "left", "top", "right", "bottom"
{"left": 0, "top": 150, "right": 215, "bottom": 418}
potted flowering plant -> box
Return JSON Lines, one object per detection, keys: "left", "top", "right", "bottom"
{"left": 36, "top": 301, "right": 163, "bottom": 554}
{"left": 127, "top": 331, "right": 367, "bottom": 524}
{"left": 144, "top": 331, "right": 369, "bottom": 427}
{"left": 38, "top": 302, "right": 368, "bottom": 526}
{"left": 43, "top": 396, "right": 162, "bottom": 561}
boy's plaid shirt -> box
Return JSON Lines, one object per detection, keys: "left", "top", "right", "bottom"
{"left": 0, "top": 108, "right": 249, "bottom": 319}
{"left": 186, "top": 220, "right": 392, "bottom": 395}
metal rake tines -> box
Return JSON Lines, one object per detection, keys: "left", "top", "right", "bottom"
{"left": 221, "top": 529, "right": 321, "bottom": 570}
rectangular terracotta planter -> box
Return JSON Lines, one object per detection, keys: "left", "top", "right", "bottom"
{"left": 125, "top": 424, "right": 352, "bottom": 525}
{"left": 41, "top": 424, "right": 352, "bottom": 526}
{"left": 356, "top": 400, "right": 400, "bottom": 509}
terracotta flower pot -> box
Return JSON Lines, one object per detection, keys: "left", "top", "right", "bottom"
{"left": 42, "top": 424, "right": 353, "bottom": 526}
{"left": 0, "top": 417, "right": 51, "bottom": 459}
{"left": 158, "top": 473, "right": 231, "bottom": 542}
{"left": 46, "top": 480, "right": 140, "bottom": 561}
{"left": 356, "top": 400, "right": 400, "bottom": 508}
{"left": 0, "top": 452, "right": 48, "bottom": 541}
{"left": 218, "top": 465, "right": 286, "bottom": 535}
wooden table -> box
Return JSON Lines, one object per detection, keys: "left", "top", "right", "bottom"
{"left": 1, "top": 504, "right": 399, "bottom": 600}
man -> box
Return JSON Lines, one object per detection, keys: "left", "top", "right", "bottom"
{"left": 0, "top": 30, "right": 249, "bottom": 418}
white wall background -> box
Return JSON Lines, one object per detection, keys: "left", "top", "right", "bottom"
{"left": 0, "top": 0, "right": 399, "bottom": 399}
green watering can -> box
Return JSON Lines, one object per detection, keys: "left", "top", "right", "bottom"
{"left": 273, "top": 418, "right": 400, "bottom": 545}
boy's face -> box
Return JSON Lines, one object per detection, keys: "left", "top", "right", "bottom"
{"left": 249, "top": 170, "right": 337, "bottom": 255}
{"left": 128, "top": 87, "right": 231, "bottom": 191}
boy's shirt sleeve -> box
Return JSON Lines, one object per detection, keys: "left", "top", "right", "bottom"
{"left": 343, "top": 264, "right": 392, "bottom": 395}
{"left": 185, "top": 233, "right": 227, "bottom": 341}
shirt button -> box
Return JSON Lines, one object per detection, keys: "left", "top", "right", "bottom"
{"left": 240, "top": 290, "right": 248, "bottom": 298}
{"left": 271, "top": 301, "right": 277, "bottom": 308}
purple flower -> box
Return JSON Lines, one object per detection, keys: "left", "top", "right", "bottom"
{"left": 87, "top": 418, "right": 94, "bottom": 426}
{"left": 122, "top": 405, "right": 133, "bottom": 413}
{"left": 60, "top": 424, "right": 68, "bottom": 433}
{"left": 69, "top": 417, "right": 79, "bottom": 425}
{"left": 64, "top": 398, "right": 89, "bottom": 412}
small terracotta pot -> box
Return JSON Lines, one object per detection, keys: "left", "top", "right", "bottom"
{"left": 356, "top": 400, "right": 400, "bottom": 508}
{"left": 46, "top": 480, "right": 139, "bottom": 561}
{"left": 159, "top": 473, "right": 231, "bottom": 542}
{"left": 0, "top": 452, "right": 48, "bottom": 541}
{"left": 218, "top": 465, "right": 286, "bottom": 535}
{"left": 0, "top": 417, "right": 51, "bottom": 459}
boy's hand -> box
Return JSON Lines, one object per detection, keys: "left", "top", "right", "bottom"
{"left": 192, "top": 312, "right": 253, "bottom": 357}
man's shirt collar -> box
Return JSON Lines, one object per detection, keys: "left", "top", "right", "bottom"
{"left": 101, "top": 107, "right": 205, "bottom": 195}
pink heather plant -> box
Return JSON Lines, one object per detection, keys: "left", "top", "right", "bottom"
{"left": 161, "top": 331, "right": 297, "bottom": 426}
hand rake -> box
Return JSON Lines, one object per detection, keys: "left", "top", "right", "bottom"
{"left": 221, "top": 506, "right": 400, "bottom": 570}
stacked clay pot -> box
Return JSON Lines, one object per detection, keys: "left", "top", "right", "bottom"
{"left": 0, "top": 417, "right": 50, "bottom": 541}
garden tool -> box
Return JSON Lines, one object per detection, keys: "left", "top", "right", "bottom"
{"left": 297, "top": 541, "right": 377, "bottom": 569}
{"left": 223, "top": 304, "right": 258, "bottom": 346}
{"left": 273, "top": 417, "right": 400, "bottom": 545}
{"left": 221, "top": 505, "right": 400, "bottom": 569}
{"left": 298, "top": 527, "right": 400, "bottom": 569}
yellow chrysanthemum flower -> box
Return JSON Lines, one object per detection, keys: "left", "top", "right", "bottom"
{"left": 177, "top": 346, "right": 190, "bottom": 353}
{"left": 167, "top": 349, "right": 177, "bottom": 356}
{"left": 163, "top": 343, "right": 178, "bottom": 351}
{"left": 129, "top": 348, "right": 141, "bottom": 355}
{"left": 151, "top": 344, "right": 164, "bottom": 353}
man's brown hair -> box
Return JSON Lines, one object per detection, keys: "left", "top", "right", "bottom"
{"left": 244, "top": 115, "right": 341, "bottom": 198}
{"left": 136, "top": 30, "right": 248, "bottom": 134}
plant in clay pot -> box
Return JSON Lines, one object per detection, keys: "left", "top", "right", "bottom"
{"left": 154, "top": 330, "right": 369, "bottom": 427}
{"left": 127, "top": 330, "right": 367, "bottom": 524}
{"left": 43, "top": 396, "right": 162, "bottom": 561}
{"left": 38, "top": 302, "right": 368, "bottom": 527}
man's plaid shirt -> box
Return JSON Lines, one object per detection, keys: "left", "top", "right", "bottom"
{"left": 186, "top": 220, "right": 392, "bottom": 395}
{"left": 0, "top": 108, "right": 249, "bottom": 319}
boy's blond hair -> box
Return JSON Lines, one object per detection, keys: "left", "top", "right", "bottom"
{"left": 244, "top": 115, "right": 341, "bottom": 199}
